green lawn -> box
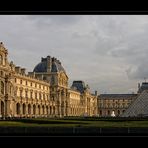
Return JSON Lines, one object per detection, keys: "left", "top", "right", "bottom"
{"left": 0, "top": 118, "right": 148, "bottom": 127}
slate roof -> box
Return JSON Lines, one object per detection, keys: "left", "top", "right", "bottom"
{"left": 71, "top": 81, "right": 86, "bottom": 93}
{"left": 138, "top": 82, "right": 148, "bottom": 93}
{"left": 51, "top": 61, "right": 65, "bottom": 72}
{"left": 33, "top": 56, "right": 65, "bottom": 73}
{"left": 99, "top": 94, "right": 137, "bottom": 99}
{"left": 33, "top": 61, "right": 47, "bottom": 72}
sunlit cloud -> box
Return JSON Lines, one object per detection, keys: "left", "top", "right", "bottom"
{"left": 0, "top": 15, "right": 148, "bottom": 94}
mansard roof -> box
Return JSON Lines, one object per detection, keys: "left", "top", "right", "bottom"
{"left": 33, "top": 56, "right": 66, "bottom": 73}
{"left": 99, "top": 94, "right": 137, "bottom": 99}
{"left": 71, "top": 81, "right": 89, "bottom": 93}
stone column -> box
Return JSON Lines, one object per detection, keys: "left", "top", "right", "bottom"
{"left": 34, "top": 105, "right": 37, "bottom": 118}
{"left": 31, "top": 104, "right": 33, "bottom": 117}
{"left": 40, "top": 106, "right": 43, "bottom": 116}
{"left": 19, "top": 103, "right": 22, "bottom": 117}
{"left": 5, "top": 98, "right": 11, "bottom": 118}
{"left": 44, "top": 106, "right": 46, "bottom": 116}
{"left": 57, "top": 91, "right": 61, "bottom": 117}
{"left": 11, "top": 101, "right": 14, "bottom": 117}
{"left": 61, "top": 90, "right": 65, "bottom": 117}
{"left": 25, "top": 104, "right": 28, "bottom": 117}
{"left": 55, "top": 105, "right": 58, "bottom": 117}
{"left": 36, "top": 105, "right": 38, "bottom": 117}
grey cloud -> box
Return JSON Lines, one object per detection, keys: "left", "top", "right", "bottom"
{"left": 1, "top": 15, "right": 148, "bottom": 93}
{"left": 91, "top": 16, "right": 148, "bottom": 82}
{"left": 126, "top": 59, "right": 148, "bottom": 80}
{"left": 27, "top": 15, "right": 82, "bottom": 29}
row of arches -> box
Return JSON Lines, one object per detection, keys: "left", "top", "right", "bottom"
{"left": 15, "top": 103, "right": 56, "bottom": 117}
{"left": 0, "top": 101, "right": 4, "bottom": 116}
{"left": 70, "top": 107, "right": 84, "bottom": 116}
{"left": 99, "top": 109, "right": 125, "bottom": 117}
{"left": 0, "top": 80, "right": 14, "bottom": 96}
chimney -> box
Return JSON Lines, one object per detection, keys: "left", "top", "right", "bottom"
{"left": 41, "top": 57, "right": 47, "bottom": 62}
{"left": 47, "top": 56, "right": 51, "bottom": 72}
{"left": 15, "top": 66, "right": 21, "bottom": 74}
{"left": 95, "top": 91, "right": 98, "bottom": 96}
{"left": 57, "top": 60, "right": 61, "bottom": 65}
{"left": 21, "top": 68, "right": 26, "bottom": 75}
{"left": 28, "top": 72, "right": 35, "bottom": 78}
{"left": 52, "top": 57, "right": 54, "bottom": 62}
{"left": 138, "top": 83, "right": 140, "bottom": 89}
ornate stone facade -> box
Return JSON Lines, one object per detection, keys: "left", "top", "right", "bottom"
{"left": 68, "top": 81, "right": 97, "bottom": 117}
{"left": 97, "top": 94, "right": 137, "bottom": 117}
{"left": 122, "top": 82, "right": 148, "bottom": 117}
{"left": 97, "top": 83, "right": 148, "bottom": 117}
{"left": 0, "top": 42, "right": 97, "bottom": 118}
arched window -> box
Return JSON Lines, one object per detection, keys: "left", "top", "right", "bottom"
{"left": 38, "top": 105, "right": 40, "bottom": 115}
{"left": 50, "top": 106, "right": 52, "bottom": 115}
{"left": 0, "top": 55, "right": 3, "bottom": 64}
{"left": 42, "top": 106, "right": 45, "bottom": 114}
{"left": 100, "top": 110, "right": 102, "bottom": 116}
{"left": 118, "top": 110, "right": 120, "bottom": 115}
{"left": 16, "top": 103, "right": 20, "bottom": 115}
{"left": 0, "top": 81, "right": 4, "bottom": 94}
{"left": 108, "top": 110, "right": 110, "bottom": 115}
{"left": 33, "top": 105, "right": 36, "bottom": 114}
{"left": 46, "top": 106, "right": 48, "bottom": 115}
{"left": 1, "top": 101, "right": 4, "bottom": 117}
{"left": 23, "top": 104, "right": 26, "bottom": 115}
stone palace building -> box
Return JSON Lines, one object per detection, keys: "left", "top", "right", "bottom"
{"left": 97, "top": 82, "right": 148, "bottom": 117}
{"left": 1, "top": 42, "right": 147, "bottom": 119}
{"left": 97, "top": 94, "right": 137, "bottom": 117}
{"left": 0, "top": 42, "right": 97, "bottom": 118}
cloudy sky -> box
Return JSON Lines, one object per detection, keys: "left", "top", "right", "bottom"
{"left": 0, "top": 15, "right": 148, "bottom": 94}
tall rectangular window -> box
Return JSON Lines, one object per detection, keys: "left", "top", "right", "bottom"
{"left": 25, "top": 91, "right": 28, "bottom": 98}
{"left": 30, "top": 91, "right": 33, "bottom": 99}
{"left": 20, "top": 90, "right": 22, "bottom": 97}
{"left": 0, "top": 81, "right": 4, "bottom": 94}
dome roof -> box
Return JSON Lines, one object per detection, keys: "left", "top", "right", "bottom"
{"left": 51, "top": 61, "right": 65, "bottom": 72}
{"left": 71, "top": 81, "right": 86, "bottom": 93}
{"left": 33, "top": 61, "right": 47, "bottom": 72}
{"left": 33, "top": 56, "right": 66, "bottom": 73}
